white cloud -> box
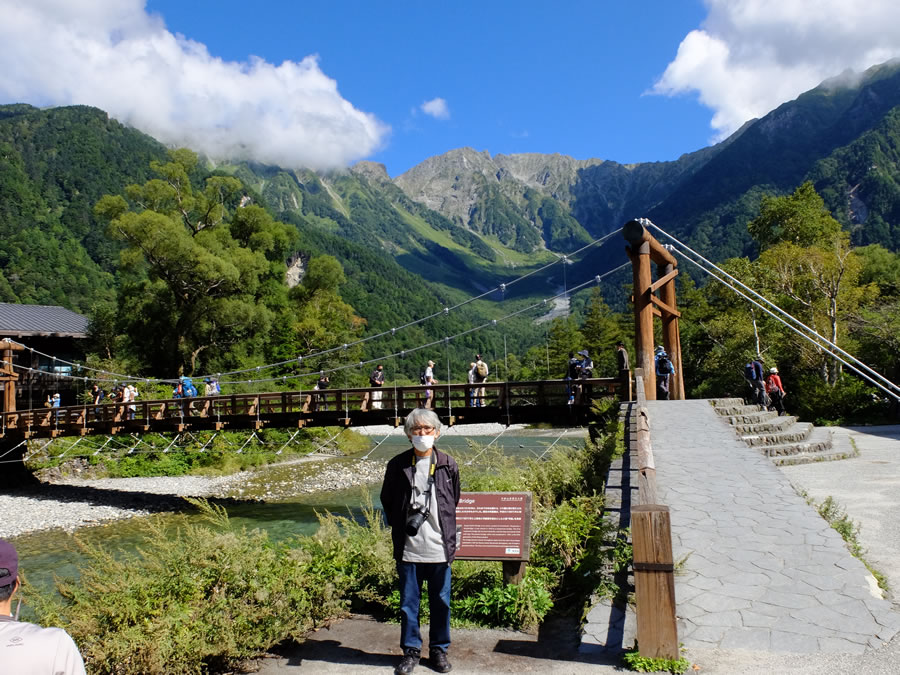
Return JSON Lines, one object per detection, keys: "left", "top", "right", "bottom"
{"left": 0, "top": 0, "right": 389, "bottom": 169}
{"left": 652, "top": 0, "right": 900, "bottom": 139}
{"left": 420, "top": 97, "right": 450, "bottom": 120}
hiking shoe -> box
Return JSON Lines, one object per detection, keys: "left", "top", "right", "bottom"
{"left": 429, "top": 648, "right": 452, "bottom": 673}
{"left": 396, "top": 648, "right": 421, "bottom": 675}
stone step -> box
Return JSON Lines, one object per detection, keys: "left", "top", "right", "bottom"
{"left": 719, "top": 409, "right": 780, "bottom": 426}
{"left": 741, "top": 422, "right": 814, "bottom": 447}
{"left": 733, "top": 415, "right": 799, "bottom": 434}
{"left": 709, "top": 397, "right": 744, "bottom": 408}
{"left": 760, "top": 427, "right": 832, "bottom": 457}
{"left": 713, "top": 403, "right": 767, "bottom": 417}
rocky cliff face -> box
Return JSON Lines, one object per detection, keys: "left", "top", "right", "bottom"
{"left": 392, "top": 146, "right": 714, "bottom": 238}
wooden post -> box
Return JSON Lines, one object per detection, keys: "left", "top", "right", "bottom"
{"left": 502, "top": 560, "right": 526, "bottom": 585}
{"left": 658, "top": 261, "right": 684, "bottom": 400}
{"left": 628, "top": 241, "right": 656, "bottom": 400}
{"left": 635, "top": 406, "right": 658, "bottom": 506}
{"left": 1, "top": 341, "right": 25, "bottom": 414}
{"left": 632, "top": 505, "right": 678, "bottom": 659}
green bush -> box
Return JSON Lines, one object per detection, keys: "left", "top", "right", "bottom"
{"left": 454, "top": 567, "right": 553, "bottom": 628}
{"left": 28, "top": 500, "right": 348, "bottom": 675}
{"left": 530, "top": 495, "right": 605, "bottom": 577}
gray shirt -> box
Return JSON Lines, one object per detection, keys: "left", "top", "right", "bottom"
{"left": 0, "top": 614, "right": 86, "bottom": 675}
{"left": 402, "top": 455, "right": 446, "bottom": 563}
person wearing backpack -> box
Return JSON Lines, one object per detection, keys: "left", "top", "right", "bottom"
{"left": 565, "top": 351, "right": 580, "bottom": 404}
{"left": 369, "top": 364, "right": 385, "bottom": 410}
{"left": 473, "top": 354, "right": 488, "bottom": 407}
{"left": 743, "top": 356, "right": 767, "bottom": 407}
{"left": 423, "top": 361, "right": 436, "bottom": 409}
{"left": 765, "top": 367, "right": 786, "bottom": 415}
{"left": 466, "top": 362, "right": 477, "bottom": 407}
{"left": 655, "top": 347, "right": 675, "bottom": 400}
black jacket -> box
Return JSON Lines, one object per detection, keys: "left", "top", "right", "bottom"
{"left": 380, "top": 447, "right": 461, "bottom": 563}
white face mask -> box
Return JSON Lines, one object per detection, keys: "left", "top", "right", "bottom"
{"left": 410, "top": 435, "right": 435, "bottom": 452}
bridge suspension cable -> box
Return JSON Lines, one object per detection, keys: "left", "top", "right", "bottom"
{"left": 645, "top": 220, "right": 900, "bottom": 401}
{"left": 7, "top": 229, "right": 624, "bottom": 387}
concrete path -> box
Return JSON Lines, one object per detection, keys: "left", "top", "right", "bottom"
{"left": 780, "top": 425, "right": 900, "bottom": 590}
{"left": 646, "top": 400, "right": 899, "bottom": 653}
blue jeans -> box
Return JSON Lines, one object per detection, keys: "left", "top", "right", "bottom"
{"left": 397, "top": 561, "right": 451, "bottom": 652}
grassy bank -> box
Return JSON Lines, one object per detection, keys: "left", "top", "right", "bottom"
{"left": 27, "top": 399, "right": 625, "bottom": 674}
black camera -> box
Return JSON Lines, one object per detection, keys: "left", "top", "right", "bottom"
{"left": 405, "top": 507, "right": 428, "bottom": 536}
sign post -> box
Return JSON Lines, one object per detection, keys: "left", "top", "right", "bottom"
{"left": 455, "top": 491, "right": 532, "bottom": 585}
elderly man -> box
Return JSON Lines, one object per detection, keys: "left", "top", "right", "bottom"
{"left": 380, "top": 408, "right": 460, "bottom": 675}
{"left": 0, "top": 539, "right": 86, "bottom": 674}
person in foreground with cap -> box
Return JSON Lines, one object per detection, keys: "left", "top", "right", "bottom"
{"left": 0, "top": 539, "right": 86, "bottom": 674}
{"left": 380, "top": 408, "right": 460, "bottom": 675}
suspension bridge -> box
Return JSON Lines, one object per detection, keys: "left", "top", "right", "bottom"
{"left": 2, "top": 218, "right": 898, "bottom": 483}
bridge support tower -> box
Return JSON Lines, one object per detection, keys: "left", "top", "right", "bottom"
{"left": 624, "top": 219, "right": 685, "bottom": 401}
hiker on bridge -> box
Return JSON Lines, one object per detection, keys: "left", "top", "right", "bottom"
{"left": 472, "top": 354, "right": 488, "bottom": 407}
{"left": 0, "top": 539, "right": 86, "bottom": 674}
{"left": 466, "top": 362, "right": 476, "bottom": 407}
{"left": 380, "top": 408, "right": 460, "bottom": 675}
{"left": 766, "top": 367, "right": 787, "bottom": 416}
{"left": 421, "top": 361, "right": 437, "bottom": 409}
{"left": 655, "top": 347, "right": 674, "bottom": 400}
{"left": 369, "top": 364, "right": 385, "bottom": 410}
{"left": 616, "top": 341, "right": 630, "bottom": 373}
{"left": 565, "top": 351, "right": 580, "bottom": 404}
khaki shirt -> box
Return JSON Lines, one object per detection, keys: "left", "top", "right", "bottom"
{"left": 0, "top": 615, "right": 86, "bottom": 675}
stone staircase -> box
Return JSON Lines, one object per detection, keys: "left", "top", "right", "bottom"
{"left": 710, "top": 398, "right": 856, "bottom": 465}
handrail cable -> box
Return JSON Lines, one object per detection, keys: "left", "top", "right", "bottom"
{"left": 670, "top": 243, "right": 900, "bottom": 401}
{"left": 645, "top": 219, "right": 900, "bottom": 397}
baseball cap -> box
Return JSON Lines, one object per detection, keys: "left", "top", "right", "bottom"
{"left": 0, "top": 539, "right": 18, "bottom": 588}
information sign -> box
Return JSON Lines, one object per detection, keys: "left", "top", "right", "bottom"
{"left": 455, "top": 491, "right": 532, "bottom": 561}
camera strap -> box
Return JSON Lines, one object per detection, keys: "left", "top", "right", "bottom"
{"left": 412, "top": 451, "right": 437, "bottom": 515}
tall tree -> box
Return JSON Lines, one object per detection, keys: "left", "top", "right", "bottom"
{"left": 94, "top": 149, "right": 299, "bottom": 376}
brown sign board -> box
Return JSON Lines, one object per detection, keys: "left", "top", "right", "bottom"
{"left": 455, "top": 491, "right": 532, "bottom": 561}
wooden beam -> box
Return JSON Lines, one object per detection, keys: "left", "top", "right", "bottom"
{"left": 650, "top": 294, "right": 682, "bottom": 318}
{"left": 632, "top": 505, "right": 679, "bottom": 659}
{"left": 649, "top": 268, "right": 679, "bottom": 293}
{"left": 623, "top": 219, "right": 678, "bottom": 267}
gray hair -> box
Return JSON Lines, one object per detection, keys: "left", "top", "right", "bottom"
{"left": 403, "top": 408, "right": 442, "bottom": 436}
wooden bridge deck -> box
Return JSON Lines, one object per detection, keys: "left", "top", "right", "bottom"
{"left": 0, "top": 378, "right": 626, "bottom": 442}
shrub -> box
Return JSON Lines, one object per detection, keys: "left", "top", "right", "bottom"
{"left": 453, "top": 567, "right": 553, "bottom": 628}
{"left": 28, "top": 500, "right": 349, "bottom": 675}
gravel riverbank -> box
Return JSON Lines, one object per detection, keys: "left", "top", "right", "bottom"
{"left": 3, "top": 425, "right": 588, "bottom": 540}
{"left": 0, "top": 453, "right": 384, "bottom": 540}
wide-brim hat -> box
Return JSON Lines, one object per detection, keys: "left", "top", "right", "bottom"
{"left": 578, "top": 350, "right": 589, "bottom": 358}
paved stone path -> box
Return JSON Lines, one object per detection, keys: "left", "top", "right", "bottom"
{"left": 646, "top": 400, "right": 899, "bottom": 653}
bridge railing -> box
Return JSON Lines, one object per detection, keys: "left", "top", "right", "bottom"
{"left": 628, "top": 369, "right": 679, "bottom": 660}
{"left": 0, "top": 377, "right": 624, "bottom": 437}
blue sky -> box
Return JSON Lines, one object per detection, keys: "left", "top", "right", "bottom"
{"left": 146, "top": 0, "right": 711, "bottom": 174}
{"left": 3, "top": 1, "right": 900, "bottom": 175}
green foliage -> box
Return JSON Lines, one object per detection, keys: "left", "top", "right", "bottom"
{"left": 530, "top": 496, "right": 604, "bottom": 575}
{"left": 623, "top": 648, "right": 690, "bottom": 674}
{"left": 748, "top": 182, "right": 842, "bottom": 251}
{"left": 28, "top": 500, "right": 348, "bottom": 675}
{"left": 454, "top": 568, "right": 553, "bottom": 629}
{"left": 814, "top": 496, "right": 888, "bottom": 592}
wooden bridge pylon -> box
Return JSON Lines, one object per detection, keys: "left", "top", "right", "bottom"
{"left": 624, "top": 219, "right": 685, "bottom": 401}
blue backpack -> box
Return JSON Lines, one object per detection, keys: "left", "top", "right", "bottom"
{"left": 182, "top": 378, "right": 198, "bottom": 397}
{"left": 744, "top": 363, "right": 757, "bottom": 380}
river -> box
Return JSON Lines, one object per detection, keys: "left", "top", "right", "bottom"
{"left": 12, "top": 430, "right": 585, "bottom": 615}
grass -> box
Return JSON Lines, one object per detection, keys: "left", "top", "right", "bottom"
{"left": 798, "top": 490, "right": 889, "bottom": 593}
